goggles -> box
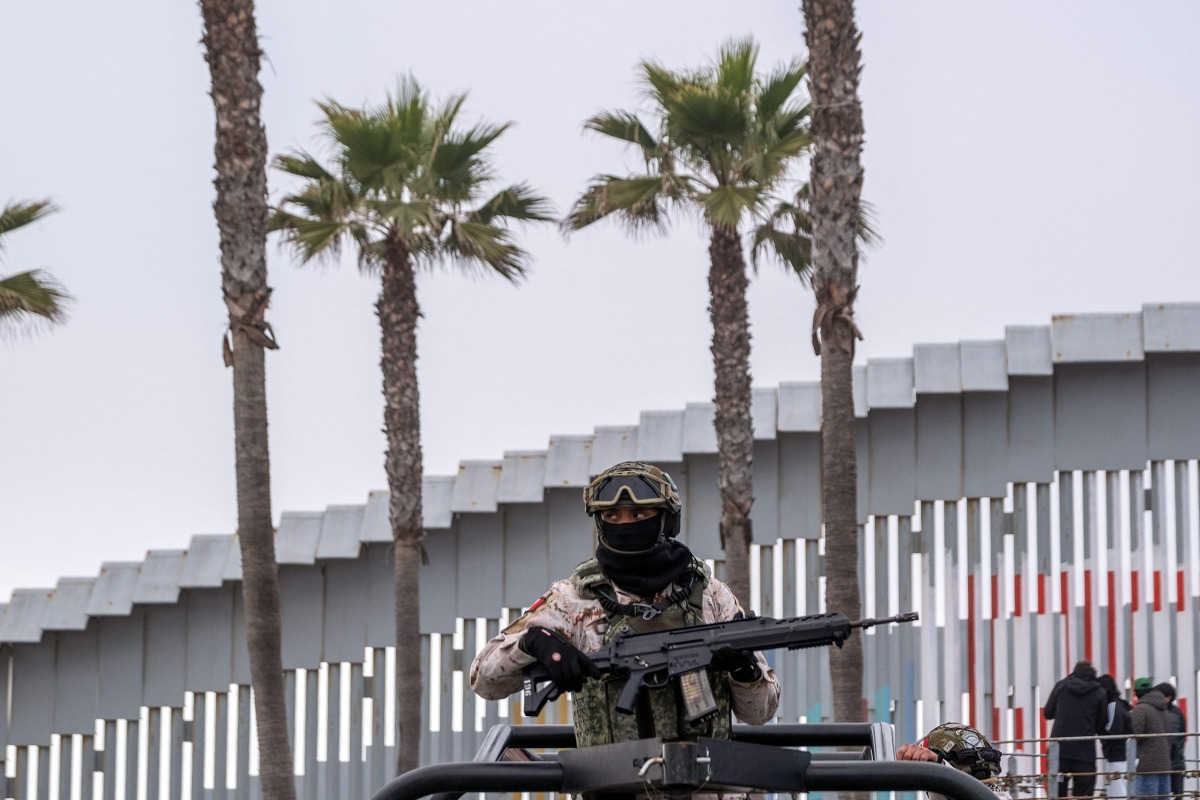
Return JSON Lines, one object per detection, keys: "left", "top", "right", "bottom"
{"left": 933, "top": 746, "right": 1002, "bottom": 774}
{"left": 585, "top": 473, "right": 673, "bottom": 510}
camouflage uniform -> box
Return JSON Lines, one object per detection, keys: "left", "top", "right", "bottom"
{"left": 469, "top": 567, "right": 780, "bottom": 730}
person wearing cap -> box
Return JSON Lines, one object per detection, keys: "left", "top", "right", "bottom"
{"left": 1045, "top": 660, "right": 1109, "bottom": 798}
{"left": 1155, "top": 683, "right": 1187, "bottom": 800}
{"left": 470, "top": 461, "right": 780, "bottom": 748}
{"left": 896, "top": 722, "right": 1012, "bottom": 800}
{"left": 1131, "top": 682, "right": 1171, "bottom": 800}
{"left": 1134, "top": 677, "right": 1156, "bottom": 698}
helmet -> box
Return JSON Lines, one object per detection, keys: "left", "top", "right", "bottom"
{"left": 922, "top": 723, "right": 1002, "bottom": 780}
{"left": 583, "top": 461, "right": 682, "bottom": 538}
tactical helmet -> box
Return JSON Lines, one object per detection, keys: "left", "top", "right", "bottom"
{"left": 583, "top": 461, "right": 682, "bottom": 538}
{"left": 922, "top": 723, "right": 1002, "bottom": 780}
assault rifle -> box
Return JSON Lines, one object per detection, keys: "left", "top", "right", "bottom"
{"left": 522, "top": 610, "right": 918, "bottom": 720}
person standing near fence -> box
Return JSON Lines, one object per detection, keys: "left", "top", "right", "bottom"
{"left": 1100, "top": 674, "right": 1134, "bottom": 799}
{"left": 1131, "top": 683, "right": 1172, "bottom": 800}
{"left": 1045, "top": 660, "right": 1109, "bottom": 798}
{"left": 1156, "top": 683, "right": 1187, "bottom": 800}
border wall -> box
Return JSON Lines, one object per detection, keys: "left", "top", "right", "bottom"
{"left": 1, "top": 303, "right": 1198, "bottom": 800}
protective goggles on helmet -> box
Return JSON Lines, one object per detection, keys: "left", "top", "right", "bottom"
{"left": 584, "top": 471, "right": 677, "bottom": 512}
{"left": 932, "top": 746, "right": 1002, "bottom": 778}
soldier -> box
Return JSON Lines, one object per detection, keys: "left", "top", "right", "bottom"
{"left": 897, "top": 722, "right": 1012, "bottom": 800}
{"left": 470, "top": 461, "right": 779, "bottom": 746}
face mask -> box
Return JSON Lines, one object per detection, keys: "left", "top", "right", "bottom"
{"left": 598, "top": 515, "right": 661, "bottom": 552}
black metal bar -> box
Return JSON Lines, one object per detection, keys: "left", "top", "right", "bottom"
{"left": 805, "top": 760, "right": 999, "bottom": 800}
{"left": 370, "top": 762, "right": 563, "bottom": 800}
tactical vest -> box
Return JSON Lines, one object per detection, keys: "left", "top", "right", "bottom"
{"left": 569, "top": 557, "right": 734, "bottom": 747}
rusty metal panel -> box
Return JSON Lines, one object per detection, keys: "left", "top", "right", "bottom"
{"left": 751, "top": 387, "right": 777, "bottom": 440}
{"left": 778, "top": 382, "right": 821, "bottom": 432}
{"left": 681, "top": 454, "right": 720, "bottom": 558}
{"left": 960, "top": 340, "right": 1008, "bottom": 391}
{"left": 497, "top": 450, "right": 546, "bottom": 503}
{"left": 52, "top": 624, "right": 99, "bottom": 734}
{"left": 279, "top": 565, "right": 323, "bottom": 669}
{"left": 914, "top": 343, "right": 961, "bottom": 394}
{"left": 454, "top": 512, "right": 504, "bottom": 618}
{"left": 636, "top": 410, "right": 685, "bottom": 462}
{"left": 131, "top": 551, "right": 184, "bottom": 604}
{"left": 869, "top": 409, "right": 917, "bottom": 516}
{"left": 962, "top": 392, "right": 1009, "bottom": 498}
{"left": 85, "top": 562, "right": 139, "bottom": 617}
{"left": 142, "top": 603, "right": 186, "bottom": 706}
{"left": 0, "top": 588, "right": 50, "bottom": 643}
{"left": 502, "top": 502, "right": 550, "bottom": 608}
{"left": 185, "top": 586, "right": 235, "bottom": 691}
{"left": 179, "top": 535, "right": 235, "bottom": 588}
{"left": 1054, "top": 363, "right": 1148, "bottom": 470}
{"left": 544, "top": 435, "right": 593, "bottom": 487}
{"left": 276, "top": 511, "right": 323, "bottom": 565}
{"left": 422, "top": 475, "right": 455, "bottom": 529}
{"left": 418, "top": 526, "right": 457, "bottom": 634}
{"left": 1147, "top": 353, "right": 1200, "bottom": 459}
{"left": 323, "top": 558, "right": 369, "bottom": 662}
{"left": 450, "top": 460, "right": 501, "bottom": 513}
{"left": 1007, "top": 376, "right": 1055, "bottom": 483}
{"left": 866, "top": 358, "right": 915, "bottom": 409}
{"left": 42, "top": 578, "right": 94, "bottom": 631}
{"left": 1005, "top": 325, "right": 1053, "bottom": 376}
{"left": 777, "top": 432, "right": 821, "bottom": 539}
{"left": 1051, "top": 312, "right": 1144, "bottom": 363}
{"left": 316, "top": 504, "right": 364, "bottom": 560}
{"left": 360, "top": 489, "right": 391, "bottom": 543}
{"left": 589, "top": 426, "right": 638, "bottom": 474}
{"left": 682, "top": 402, "right": 718, "bottom": 454}
{"left": 1142, "top": 302, "right": 1200, "bottom": 352}
{"left": 916, "top": 395, "right": 963, "bottom": 501}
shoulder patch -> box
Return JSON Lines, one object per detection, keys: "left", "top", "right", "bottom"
{"left": 502, "top": 590, "right": 558, "bottom": 635}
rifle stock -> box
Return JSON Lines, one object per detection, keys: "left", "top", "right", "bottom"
{"left": 521, "top": 610, "right": 918, "bottom": 718}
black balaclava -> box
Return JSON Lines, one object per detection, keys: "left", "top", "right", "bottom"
{"left": 596, "top": 515, "right": 692, "bottom": 598}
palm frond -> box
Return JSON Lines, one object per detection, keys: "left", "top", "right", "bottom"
{"left": 272, "top": 152, "right": 335, "bottom": 182}
{"left": 442, "top": 220, "right": 527, "bottom": 282}
{"left": 0, "top": 269, "right": 71, "bottom": 324}
{"left": 714, "top": 38, "right": 758, "bottom": 95}
{"left": 563, "top": 175, "right": 669, "bottom": 233}
{"left": 700, "top": 185, "right": 761, "bottom": 228}
{"left": 584, "top": 111, "right": 660, "bottom": 157}
{"left": 0, "top": 199, "right": 57, "bottom": 242}
{"left": 473, "top": 183, "right": 555, "bottom": 225}
{"left": 757, "top": 61, "right": 807, "bottom": 121}
{"left": 370, "top": 198, "right": 438, "bottom": 235}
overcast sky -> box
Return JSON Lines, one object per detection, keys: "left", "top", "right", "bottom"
{"left": 2, "top": 1, "right": 1198, "bottom": 603}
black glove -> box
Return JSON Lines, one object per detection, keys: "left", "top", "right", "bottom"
{"left": 711, "top": 646, "right": 763, "bottom": 683}
{"left": 519, "top": 626, "right": 602, "bottom": 692}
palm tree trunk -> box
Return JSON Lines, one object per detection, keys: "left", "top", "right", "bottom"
{"left": 803, "top": 0, "right": 868, "bottom": 738}
{"left": 380, "top": 237, "right": 425, "bottom": 774}
{"left": 200, "top": 2, "right": 295, "bottom": 798}
{"left": 707, "top": 223, "right": 754, "bottom": 606}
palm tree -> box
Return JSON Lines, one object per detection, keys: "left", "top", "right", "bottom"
{"left": 269, "top": 80, "right": 553, "bottom": 772}
{"left": 0, "top": 199, "right": 70, "bottom": 332}
{"left": 802, "top": 0, "right": 869, "bottom": 734}
{"left": 565, "top": 38, "right": 810, "bottom": 605}
{"left": 198, "top": 2, "right": 295, "bottom": 798}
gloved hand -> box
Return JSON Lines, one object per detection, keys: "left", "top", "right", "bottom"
{"left": 519, "top": 626, "right": 602, "bottom": 692}
{"left": 711, "top": 646, "right": 762, "bottom": 683}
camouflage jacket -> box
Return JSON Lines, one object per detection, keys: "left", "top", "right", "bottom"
{"left": 469, "top": 572, "right": 781, "bottom": 725}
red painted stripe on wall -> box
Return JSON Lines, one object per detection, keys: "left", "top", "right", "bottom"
{"left": 1132, "top": 570, "right": 1140, "bottom": 612}
{"left": 1178, "top": 570, "right": 1186, "bottom": 612}
{"left": 1015, "top": 573, "right": 1023, "bottom": 617}
{"left": 1038, "top": 573, "right": 1047, "bottom": 614}
{"left": 1083, "top": 568, "right": 1093, "bottom": 662}
{"left": 1154, "top": 569, "right": 1162, "bottom": 612}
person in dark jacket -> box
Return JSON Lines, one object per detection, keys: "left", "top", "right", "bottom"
{"left": 1045, "top": 660, "right": 1109, "bottom": 798}
{"left": 1156, "top": 683, "right": 1186, "bottom": 799}
{"left": 1132, "top": 686, "right": 1172, "bottom": 800}
{"left": 1100, "top": 674, "right": 1134, "bottom": 799}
